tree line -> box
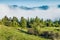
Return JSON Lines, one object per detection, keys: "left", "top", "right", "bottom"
{"left": 0, "top": 16, "right": 60, "bottom": 28}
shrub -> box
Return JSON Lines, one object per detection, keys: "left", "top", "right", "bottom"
{"left": 40, "top": 31, "right": 60, "bottom": 40}
{"left": 27, "top": 28, "right": 39, "bottom": 35}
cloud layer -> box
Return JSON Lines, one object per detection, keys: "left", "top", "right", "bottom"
{"left": 0, "top": 4, "right": 60, "bottom": 20}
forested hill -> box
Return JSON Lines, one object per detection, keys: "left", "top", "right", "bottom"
{"left": 0, "top": 16, "right": 60, "bottom": 40}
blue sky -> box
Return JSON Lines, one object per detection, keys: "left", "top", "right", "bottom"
{"left": 0, "top": 0, "right": 60, "bottom": 6}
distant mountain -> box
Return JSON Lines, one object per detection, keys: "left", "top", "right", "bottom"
{"left": 9, "top": 5, "right": 49, "bottom": 10}
{"left": 38, "top": 5, "right": 49, "bottom": 10}
{"left": 58, "top": 5, "right": 60, "bottom": 8}
{"left": 19, "top": 6, "right": 34, "bottom": 10}
{"left": 9, "top": 5, "right": 18, "bottom": 9}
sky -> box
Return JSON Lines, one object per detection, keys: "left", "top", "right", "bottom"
{"left": 0, "top": 0, "right": 60, "bottom": 20}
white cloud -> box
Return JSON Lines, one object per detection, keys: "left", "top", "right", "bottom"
{"left": 0, "top": 4, "right": 60, "bottom": 20}
{"left": 0, "top": 4, "right": 10, "bottom": 18}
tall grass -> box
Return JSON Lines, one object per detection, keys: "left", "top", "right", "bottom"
{"left": 0, "top": 25, "right": 49, "bottom": 40}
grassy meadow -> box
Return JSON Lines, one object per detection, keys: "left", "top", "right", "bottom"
{"left": 0, "top": 25, "right": 60, "bottom": 40}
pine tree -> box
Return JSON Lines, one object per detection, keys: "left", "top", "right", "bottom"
{"left": 45, "top": 19, "right": 53, "bottom": 27}
{"left": 11, "top": 16, "right": 19, "bottom": 27}
{"left": 2, "top": 16, "right": 9, "bottom": 26}
{"left": 20, "top": 17, "right": 27, "bottom": 29}
{"left": 54, "top": 20, "right": 59, "bottom": 27}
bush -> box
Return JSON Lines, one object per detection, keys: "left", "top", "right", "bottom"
{"left": 40, "top": 31, "right": 60, "bottom": 40}
{"left": 27, "top": 28, "right": 38, "bottom": 35}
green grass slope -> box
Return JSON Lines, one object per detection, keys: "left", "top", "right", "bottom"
{"left": 0, "top": 25, "right": 49, "bottom": 40}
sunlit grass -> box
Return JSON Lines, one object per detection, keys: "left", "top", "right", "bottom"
{"left": 0, "top": 25, "right": 50, "bottom": 40}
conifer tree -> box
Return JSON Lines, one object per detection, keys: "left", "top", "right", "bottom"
{"left": 20, "top": 17, "right": 27, "bottom": 28}
{"left": 11, "top": 16, "right": 19, "bottom": 27}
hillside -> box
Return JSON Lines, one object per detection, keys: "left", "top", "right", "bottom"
{"left": 0, "top": 25, "right": 49, "bottom": 40}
